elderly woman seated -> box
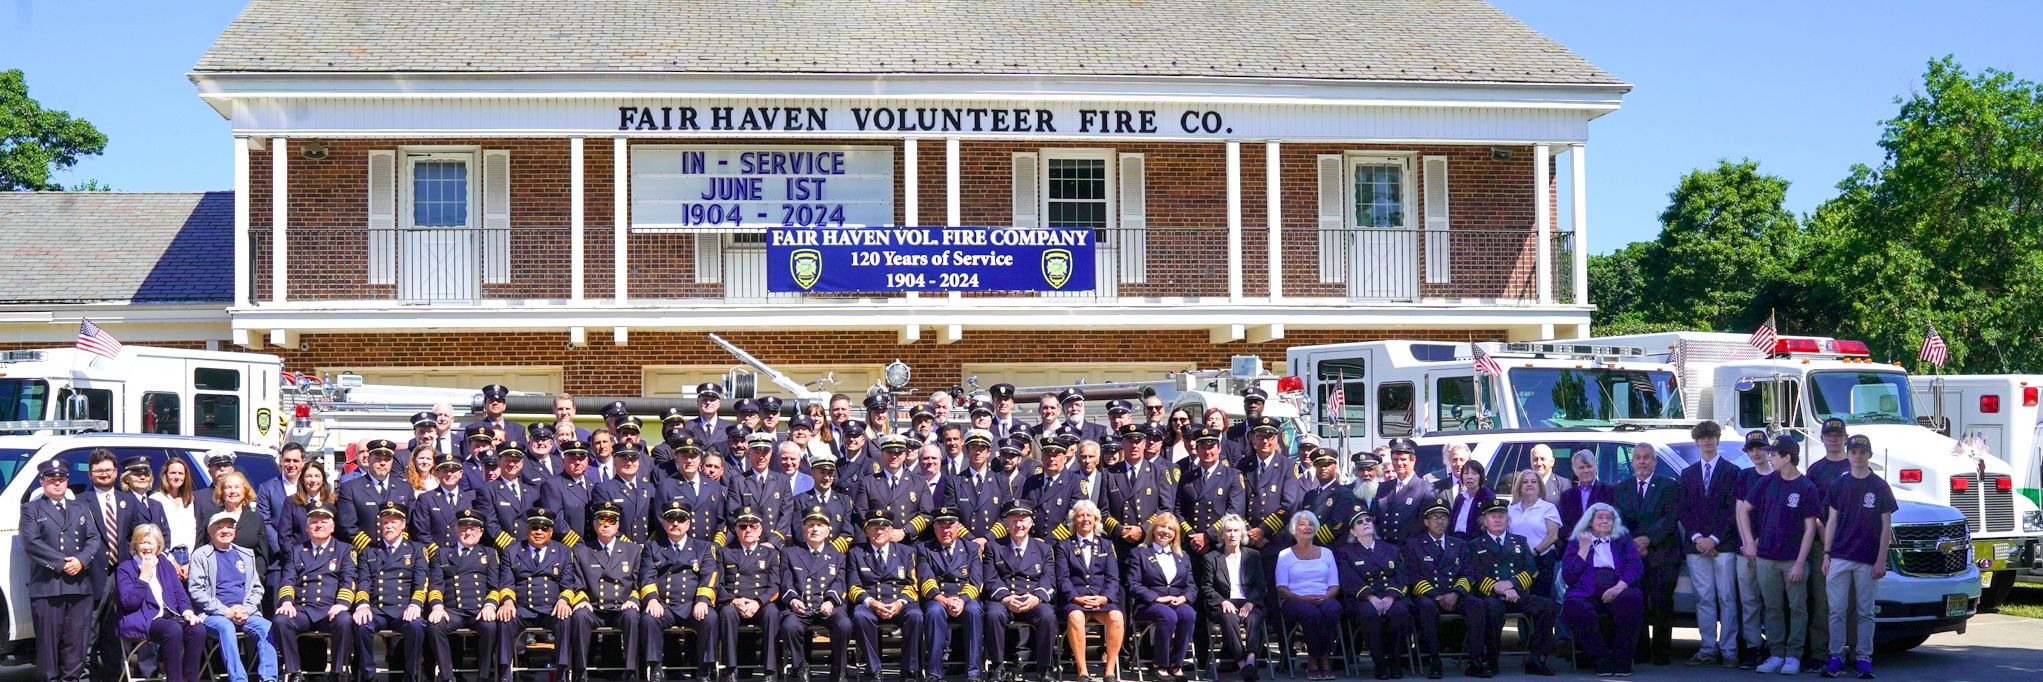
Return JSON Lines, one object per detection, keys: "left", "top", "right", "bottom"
{"left": 1559, "top": 502, "right": 1645, "bottom": 677}
{"left": 1275, "top": 511, "right": 1342, "bottom": 681}
{"left": 116, "top": 523, "right": 207, "bottom": 682}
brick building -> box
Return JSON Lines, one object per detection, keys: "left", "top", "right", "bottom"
{"left": 14, "top": 0, "right": 1628, "bottom": 397}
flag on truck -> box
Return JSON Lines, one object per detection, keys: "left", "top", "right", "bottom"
{"left": 1749, "top": 312, "right": 1778, "bottom": 352}
{"left": 1473, "top": 343, "right": 1504, "bottom": 377}
{"left": 77, "top": 319, "right": 123, "bottom": 360}
{"left": 1920, "top": 324, "right": 1948, "bottom": 368}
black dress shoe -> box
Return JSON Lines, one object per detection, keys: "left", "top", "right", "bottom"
{"left": 1241, "top": 663, "right": 1259, "bottom": 682}
{"left": 1524, "top": 658, "right": 1556, "bottom": 677}
{"left": 1652, "top": 654, "right": 1671, "bottom": 666}
{"left": 1391, "top": 665, "right": 1405, "bottom": 679}
{"left": 1425, "top": 665, "right": 1441, "bottom": 681}
{"left": 651, "top": 668, "right": 668, "bottom": 682}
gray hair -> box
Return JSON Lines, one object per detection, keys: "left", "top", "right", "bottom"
{"left": 1218, "top": 513, "right": 1247, "bottom": 534}
{"left": 1291, "top": 510, "right": 1322, "bottom": 541}
{"left": 1569, "top": 502, "right": 1630, "bottom": 540}
{"left": 1070, "top": 499, "right": 1103, "bottom": 531}
{"left": 130, "top": 523, "right": 166, "bottom": 556}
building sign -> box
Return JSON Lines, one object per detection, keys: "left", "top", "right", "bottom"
{"left": 616, "top": 105, "right": 1233, "bottom": 136}
{"left": 631, "top": 144, "right": 893, "bottom": 231}
{"left": 767, "top": 227, "right": 1095, "bottom": 293}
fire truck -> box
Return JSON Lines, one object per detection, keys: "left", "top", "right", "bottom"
{"left": 1906, "top": 373, "right": 2043, "bottom": 507}
{"left": 0, "top": 346, "right": 286, "bottom": 448}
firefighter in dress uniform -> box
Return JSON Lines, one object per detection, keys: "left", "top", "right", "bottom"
{"left": 949, "top": 430, "right": 1011, "bottom": 553}
{"left": 340, "top": 440, "right": 416, "bottom": 550}
{"left": 1283, "top": 451, "right": 1366, "bottom": 548}
{"left": 348, "top": 501, "right": 429, "bottom": 682}
{"left": 426, "top": 509, "right": 512, "bottom": 682}
{"left": 414, "top": 453, "right": 479, "bottom": 553}
{"left": 641, "top": 500, "right": 721, "bottom": 682}
{"left": 1335, "top": 510, "right": 1412, "bottom": 680}
{"left": 1104, "top": 423, "right": 1176, "bottom": 554}
{"left": 1464, "top": 498, "right": 1558, "bottom": 678}
{"left": 855, "top": 435, "right": 933, "bottom": 547}
{"left": 685, "top": 384, "right": 735, "bottom": 458}
{"left": 502, "top": 507, "right": 583, "bottom": 681}
{"left": 918, "top": 508, "right": 985, "bottom": 682}
{"left": 780, "top": 506, "right": 853, "bottom": 682}
{"left": 593, "top": 446, "right": 660, "bottom": 545}
{"left": 569, "top": 501, "right": 653, "bottom": 679}
{"left": 1400, "top": 499, "right": 1476, "bottom": 680}
{"left": 725, "top": 434, "right": 799, "bottom": 546}
{"left": 848, "top": 510, "right": 925, "bottom": 681}
{"left": 1018, "top": 435, "right": 1082, "bottom": 541}
{"left": 790, "top": 454, "right": 856, "bottom": 551}
{"left": 657, "top": 437, "right": 728, "bottom": 546}
{"left": 982, "top": 500, "right": 1058, "bottom": 682}
{"left": 23, "top": 459, "right": 102, "bottom": 682}
{"left": 537, "top": 440, "right": 601, "bottom": 548}
{"left": 480, "top": 447, "right": 543, "bottom": 552}
{"left": 1175, "top": 427, "right": 1247, "bottom": 557}
{"left": 715, "top": 506, "right": 783, "bottom": 682}
{"left": 274, "top": 502, "right": 356, "bottom": 682}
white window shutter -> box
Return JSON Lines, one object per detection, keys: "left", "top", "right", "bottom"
{"left": 366, "top": 150, "right": 397, "bottom": 285}
{"left": 694, "top": 234, "right": 722, "bottom": 284}
{"left": 1116, "top": 152, "right": 1147, "bottom": 283}
{"left": 481, "top": 149, "right": 511, "bottom": 284}
{"left": 1316, "top": 154, "right": 1346, "bottom": 283}
{"left": 1011, "top": 152, "right": 1040, "bottom": 228}
{"left": 1423, "top": 155, "right": 1451, "bottom": 284}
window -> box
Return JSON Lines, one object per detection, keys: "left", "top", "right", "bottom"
{"left": 412, "top": 158, "right": 471, "bottom": 228}
{"left": 1736, "top": 380, "right": 1803, "bottom": 431}
{"left": 0, "top": 379, "right": 49, "bottom": 433}
{"left": 1435, "top": 376, "right": 1482, "bottom": 432}
{"left": 195, "top": 393, "right": 241, "bottom": 440}
{"left": 1315, "top": 359, "right": 1368, "bottom": 438}
{"left": 143, "top": 392, "right": 182, "bottom": 435}
{"left": 176, "top": 448, "right": 280, "bottom": 490}
{"left": 1352, "top": 160, "right": 1407, "bottom": 228}
{"left": 1046, "top": 157, "right": 1109, "bottom": 232}
{"left": 194, "top": 368, "right": 241, "bottom": 391}
{"left": 55, "top": 387, "right": 113, "bottom": 424}
{"left": 21, "top": 447, "right": 168, "bottom": 501}
{"left": 1378, "top": 382, "right": 1416, "bottom": 437}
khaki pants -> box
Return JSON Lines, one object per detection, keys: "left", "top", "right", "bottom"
{"left": 1826, "top": 557, "right": 1877, "bottom": 662}
{"left": 1756, "top": 557, "right": 1810, "bottom": 656}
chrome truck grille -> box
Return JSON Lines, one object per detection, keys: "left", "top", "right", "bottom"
{"left": 1949, "top": 473, "right": 2017, "bottom": 534}
{"left": 1889, "top": 521, "right": 1971, "bottom": 577}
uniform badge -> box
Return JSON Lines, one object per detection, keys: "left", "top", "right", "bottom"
{"left": 329, "top": 560, "right": 339, "bottom": 571}
{"left": 896, "top": 566, "right": 906, "bottom": 579}
{"left": 1862, "top": 492, "right": 1876, "bottom": 508}
{"left": 910, "top": 491, "right": 918, "bottom": 502}
{"left": 404, "top": 555, "right": 412, "bottom": 566}
{"left": 621, "top": 563, "right": 629, "bottom": 572}
{"left": 1787, "top": 493, "right": 1801, "bottom": 508}
{"left": 1145, "top": 488, "right": 1152, "bottom": 496}
{"left": 760, "top": 560, "right": 768, "bottom": 569}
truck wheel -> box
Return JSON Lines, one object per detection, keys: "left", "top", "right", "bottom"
{"left": 1981, "top": 569, "right": 2018, "bottom": 611}
{"left": 1875, "top": 635, "right": 1929, "bottom": 654}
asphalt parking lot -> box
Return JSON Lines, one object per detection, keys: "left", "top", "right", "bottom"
{"left": 3, "top": 615, "right": 2036, "bottom": 682}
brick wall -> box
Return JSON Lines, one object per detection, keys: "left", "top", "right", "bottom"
{"left": 264, "top": 328, "right": 1508, "bottom": 396}
{"left": 252, "top": 137, "right": 1551, "bottom": 302}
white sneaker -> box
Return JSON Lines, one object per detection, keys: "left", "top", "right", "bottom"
{"left": 1782, "top": 658, "right": 1802, "bottom": 675}
{"left": 1757, "top": 657, "right": 1786, "bottom": 674}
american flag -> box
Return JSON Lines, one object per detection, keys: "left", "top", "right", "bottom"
{"left": 1325, "top": 387, "right": 1345, "bottom": 422}
{"left": 1473, "top": 343, "right": 1504, "bottom": 376}
{"left": 1919, "top": 324, "right": 1948, "bottom": 368}
{"left": 1749, "top": 312, "right": 1778, "bottom": 352}
{"left": 76, "top": 319, "right": 124, "bottom": 360}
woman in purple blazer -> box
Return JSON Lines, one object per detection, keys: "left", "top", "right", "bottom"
{"left": 116, "top": 523, "right": 207, "bottom": 682}
{"left": 1558, "top": 503, "right": 1645, "bottom": 677}
{"left": 1445, "top": 460, "right": 1496, "bottom": 539}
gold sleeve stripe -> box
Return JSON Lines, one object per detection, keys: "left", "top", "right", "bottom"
{"left": 921, "top": 579, "right": 940, "bottom": 595}
{"left": 1315, "top": 527, "right": 1332, "bottom": 544}
{"left": 961, "top": 585, "right": 980, "bottom": 599}
{"left": 696, "top": 587, "right": 717, "bottom": 599}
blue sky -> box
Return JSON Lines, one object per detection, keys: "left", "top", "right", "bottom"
{"left": 6, "top": 1, "right": 2041, "bottom": 253}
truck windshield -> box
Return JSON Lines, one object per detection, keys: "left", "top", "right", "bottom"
{"left": 1507, "top": 368, "right": 1681, "bottom": 428}
{"left": 1809, "top": 370, "right": 1915, "bottom": 425}
{"left": 0, "top": 379, "right": 50, "bottom": 433}
{"left": 0, "top": 447, "right": 34, "bottom": 491}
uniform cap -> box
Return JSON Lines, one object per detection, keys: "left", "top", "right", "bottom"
{"left": 909, "top": 405, "right": 936, "bottom": 421}
{"left": 1001, "top": 499, "right": 1036, "bottom": 518}
{"left": 208, "top": 511, "right": 240, "bottom": 527}
{"left": 789, "top": 416, "right": 817, "bottom": 432}
{"left": 660, "top": 499, "right": 694, "bottom": 521}
{"left": 695, "top": 382, "right": 725, "bottom": 400}
{"left": 1140, "top": 423, "right": 1169, "bottom": 440}
{"left": 809, "top": 454, "right": 840, "bottom": 470}
{"left": 1117, "top": 423, "right": 1150, "bottom": 441}
{"left": 1821, "top": 417, "right": 1848, "bottom": 435}
{"left": 1744, "top": 430, "right": 1771, "bottom": 449}
{"left": 665, "top": 434, "right": 703, "bottom": 455}
{"left": 1350, "top": 508, "right": 1374, "bottom": 527}
{"left": 1846, "top": 434, "right": 1873, "bottom": 451}
{"left": 861, "top": 510, "right": 896, "bottom": 528}
{"left": 802, "top": 505, "right": 833, "bottom": 524}
{"left": 526, "top": 422, "right": 555, "bottom": 441}
{"left": 305, "top": 503, "right": 336, "bottom": 519}
{"left": 759, "top": 396, "right": 784, "bottom": 414}
{"left": 1479, "top": 497, "right": 1512, "bottom": 516}
{"left": 1388, "top": 437, "right": 1418, "bottom": 454}
{"left": 968, "top": 400, "right": 994, "bottom": 416}
{"left": 1295, "top": 433, "right": 1322, "bottom": 448}
{"left": 454, "top": 508, "right": 487, "bottom": 527}
{"left": 1764, "top": 435, "right": 1801, "bottom": 457}
{"left": 863, "top": 395, "right": 891, "bottom": 411}
{"left": 932, "top": 507, "right": 963, "bottom": 524}
{"left": 659, "top": 406, "right": 688, "bottom": 423}
{"left": 876, "top": 434, "right": 911, "bottom": 451}
{"left": 465, "top": 427, "right": 495, "bottom": 443}
{"left": 480, "top": 384, "right": 510, "bottom": 400}
{"left": 615, "top": 443, "right": 645, "bottom": 459}
{"left": 592, "top": 500, "right": 624, "bottom": 520}
{"left": 120, "top": 456, "right": 153, "bottom": 474}
{"left": 734, "top": 398, "right": 761, "bottom": 414}
{"left": 1241, "top": 386, "right": 1269, "bottom": 403}
{"left": 990, "top": 383, "right": 1017, "bottom": 400}
{"left": 964, "top": 429, "right": 995, "bottom": 447}
{"left": 601, "top": 400, "right": 631, "bottom": 419}
{"left": 1352, "top": 452, "right": 1382, "bottom": 470}
{"left": 411, "top": 411, "right": 437, "bottom": 429}
{"left": 1188, "top": 426, "right": 1223, "bottom": 444}
{"left": 495, "top": 446, "right": 526, "bottom": 461}
{"left": 1039, "top": 437, "right": 1070, "bottom": 454}
{"left": 1057, "top": 388, "right": 1086, "bottom": 405}
{"left": 733, "top": 506, "right": 764, "bottom": 524}
{"left": 525, "top": 507, "right": 557, "bottom": 527}
{"left": 746, "top": 432, "right": 777, "bottom": 450}
{"left": 1310, "top": 450, "right": 1339, "bottom": 466}
{"left": 1098, "top": 440, "right": 1124, "bottom": 456}
{"left": 1246, "top": 415, "right": 1282, "bottom": 434}
{"left": 997, "top": 437, "right": 1026, "bottom": 455}
{"left": 560, "top": 440, "right": 590, "bottom": 457}
{"left": 1106, "top": 399, "right": 1133, "bottom": 415}
{"left": 1421, "top": 499, "right": 1451, "bottom": 517}
{"left": 36, "top": 459, "right": 67, "bottom": 479}
{"left": 365, "top": 440, "right": 397, "bottom": 457}
{"left": 615, "top": 416, "right": 643, "bottom": 434}
{"left": 376, "top": 501, "right": 409, "bottom": 519}
{"left": 433, "top": 452, "right": 464, "bottom": 471}
{"left": 842, "top": 420, "right": 868, "bottom": 438}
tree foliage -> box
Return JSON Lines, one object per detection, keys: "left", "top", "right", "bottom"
{"left": 1592, "top": 159, "right": 1805, "bottom": 335}
{"left": 1, "top": 69, "right": 107, "bottom": 191}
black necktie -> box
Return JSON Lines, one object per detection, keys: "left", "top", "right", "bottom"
{"left": 1639, "top": 480, "right": 1648, "bottom": 499}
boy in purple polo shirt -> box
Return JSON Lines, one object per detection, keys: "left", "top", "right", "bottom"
{"left": 1820, "top": 435, "right": 1894, "bottom": 679}
{"left": 1736, "top": 436, "right": 1821, "bottom": 676}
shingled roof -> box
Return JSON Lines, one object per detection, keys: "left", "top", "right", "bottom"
{"left": 194, "top": 0, "right": 1619, "bottom": 85}
{"left": 0, "top": 192, "right": 235, "bottom": 305}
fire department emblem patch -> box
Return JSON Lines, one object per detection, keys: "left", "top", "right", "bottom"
{"left": 1042, "top": 249, "right": 1072, "bottom": 289}
{"left": 791, "top": 249, "right": 822, "bottom": 290}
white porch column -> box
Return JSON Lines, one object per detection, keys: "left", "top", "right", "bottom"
{"left": 271, "top": 136, "right": 288, "bottom": 303}
{"left": 570, "top": 136, "right": 585, "bottom": 301}
{"left": 1265, "top": 141, "right": 1282, "bottom": 300}
{"left": 904, "top": 138, "right": 919, "bottom": 227}
{"left": 1226, "top": 140, "right": 1243, "bottom": 301}
{"left": 946, "top": 137, "right": 963, "bottom": 301}
{"left": 1534, "top": 143, "right": 1552, "bottom": 305}
{"left": 233, "top": 136, "right": 250, "bottom": 308}
{"left": 613, "top": 136, "right": 628, "bottom": 303}
{"left": 1571, "top": 143, "right": 1590, "bottom": 305}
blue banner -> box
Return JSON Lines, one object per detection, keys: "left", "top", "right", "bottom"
{"left": 767, "top": 227, "right": 1096, "bottom": 292}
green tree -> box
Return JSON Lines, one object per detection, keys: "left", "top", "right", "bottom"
{"left": 1806, "top": 57, "right": 2043, "bottom": 373}
{"left": 1, "top": 69, "right": 107, "bottom": 191}
{"left": 1636, "top": 159, "right": 1805, "bottom": 331}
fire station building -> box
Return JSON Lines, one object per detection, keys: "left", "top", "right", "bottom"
{"left": 7, "top": 0, "right": 1627, "bottom": 397}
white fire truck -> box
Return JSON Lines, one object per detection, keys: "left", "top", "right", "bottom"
{"left": 0, "top": 346, "right": 286, "bottom": 448}
{"left": 1906, "top": 373, "right": 2043, "bottom": 507}
{"left": 1591, "top": 331, "right": 2043, "bottom": 608}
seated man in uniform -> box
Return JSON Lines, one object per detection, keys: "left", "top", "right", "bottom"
{"left": 780, "top": 506, "right": 853, "bottom": 682}
{"left": 1399, "top": 500, "right": 1478, "bottom": 680}
{"left": 502, "top": 508, "right": 583, "bottom": 682}
{"left": 714, "top": 507, "right": 783, "bottom": 682}
{"left": 425, "top": 509, "right": 511, "bottom": 682}
{"left": 982, "top": 501, "right": 1058, "bottom": 682}
{"left": 849, "top": 511, "right": 924, "bottom": 682}
{"left": 918, "top": 509, "right": 984, "bottom": 682}
{"left": 274, "top": 502, "right": 356, "bottom": 682}
{"left": 349, "top": 502, "right": 428, "bottom": 682}
{"left": 1464, "top": 499, "right": 1558, "bottom": 678}
{"left": 640, "top": 500, "right": 720, "bottom": 682}
{"left": 570, "top": 501, "right": 651, "bottom": 682}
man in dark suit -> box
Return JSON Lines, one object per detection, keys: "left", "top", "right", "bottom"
{"left": 1677, "top": 422, "right": 1744, "bottom": 667}
{"left": 537, "top": 440, "right": 603, "bottom": 548}
{"left": 1613, "top": 442, "right": 1681, "bottom": 666}
{"left": 24, "top": 459, "right": 101, "bottom": 682}
{"left": 653, "top": 438, "right": 725, "bottom": 546}
{"left": 409, "top": 410, "right": 461, "bottom": 461}
{"left": 479, "top": 447, "right": 543, "bottom": 552}
{"left": 987, "top": 384, "right": 1024, "bottom": 441}
{"left": 1556, "top": 450, "right": 1612, "bottom": 536}
{"left": 257, "top": 442, "right": 310, "bottom": 526}
{"left": 465, "top": 384, "right": 525, "bottom": 448}
{"left": 1176, "top": 427, "right": 1246, "bottom": 556}
{"left": 413, "top": 453, "right": 480, "bottom": 552}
